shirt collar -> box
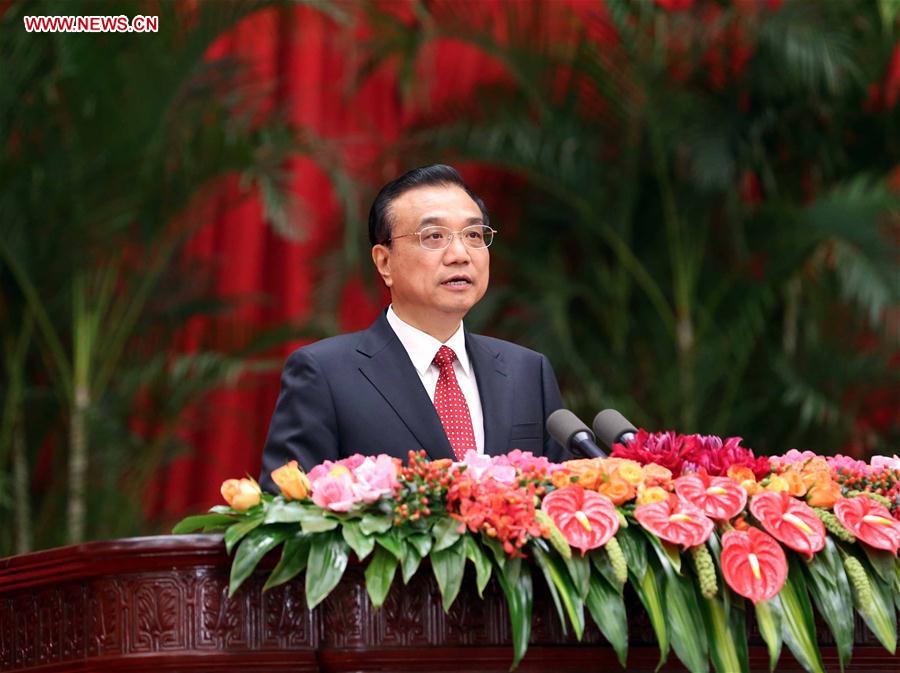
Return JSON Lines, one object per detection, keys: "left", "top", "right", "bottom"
{"left": 386, "top": 305, "right": 471, "bottom": 377}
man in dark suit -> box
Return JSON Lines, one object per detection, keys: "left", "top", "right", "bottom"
{"left": 260, "top": 164, "right": 567, "bottom": 491}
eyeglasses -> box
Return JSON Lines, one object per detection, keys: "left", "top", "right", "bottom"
{"left": 389, "top": 224, "right": 497, "bottom": 250}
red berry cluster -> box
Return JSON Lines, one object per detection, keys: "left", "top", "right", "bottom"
{"left": 392, "top": 450, "right": 453, "bottom": 526}
{"left": 835, "top": 467, "right": 900, "bottom": 516}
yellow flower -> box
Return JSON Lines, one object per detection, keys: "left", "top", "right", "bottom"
{"left": 220, "top": 477, "right": 261, "bottom": 511}
{"left": 271, "top": 460, "right": 310, "bottom": 500}
{"left": 764, "top": 475, "right": 790, "bottom": 493}
{"left": 636, "top": 485, "right": 670, "bottom": 505}
{"left": 608, "top": 459, "right": 644, "bottom": 486}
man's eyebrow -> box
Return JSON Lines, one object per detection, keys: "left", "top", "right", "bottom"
{"left": 417, "top": 215, "right": 485, "bottom": 228}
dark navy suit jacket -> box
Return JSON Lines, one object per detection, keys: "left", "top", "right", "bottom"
{"left": 259, "top": 311, "right": 568, "bottom": 492}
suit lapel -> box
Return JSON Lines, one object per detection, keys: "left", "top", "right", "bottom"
{"left": 356, "top": 313, "right": 455, "bottom": 461}
{"left": 466, "top": 332, "right": 512, "bottom": 457}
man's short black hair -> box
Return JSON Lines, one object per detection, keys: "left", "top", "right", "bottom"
{"left": 368, "top": 164, "right": 490, "bottom": 246}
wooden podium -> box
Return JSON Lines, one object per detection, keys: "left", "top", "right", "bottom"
{"left": 0, "top": 535, "right": 892, "bottom": 672}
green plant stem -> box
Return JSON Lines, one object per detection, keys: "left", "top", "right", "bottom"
{"left": 12, "top": 421, "right": 33, "bottom": 554}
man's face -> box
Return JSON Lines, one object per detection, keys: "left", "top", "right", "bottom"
{"left": 372, "top": 184, "right": 490, "bottom": 331}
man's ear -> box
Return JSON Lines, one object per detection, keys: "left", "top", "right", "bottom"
{"left": 371, "top": 245, "right": 392, "bottom": 288}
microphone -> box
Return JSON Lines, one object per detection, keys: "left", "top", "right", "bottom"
{"left": 592, "top": 409, "right": 638, "bottom": 450}
{"left": 546, "top": 409, "right": 608, "bottom": 459}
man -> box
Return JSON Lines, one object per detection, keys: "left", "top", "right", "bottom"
{"left": 260, "top": 164, "right": 567, "bottom": 492}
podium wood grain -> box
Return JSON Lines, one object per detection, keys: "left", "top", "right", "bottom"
{"left": 0, "top": 535, "right": 894, "bottom": 672}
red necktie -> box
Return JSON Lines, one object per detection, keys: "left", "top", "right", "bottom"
{"left": 432, "top": 345, "right": 476, "bottom": 461}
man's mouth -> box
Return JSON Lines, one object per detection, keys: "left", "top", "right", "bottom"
{"left": 441, "top": 275, "right": 472, "bottom": 287}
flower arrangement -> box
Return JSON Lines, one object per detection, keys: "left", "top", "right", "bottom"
{"left": 175, "top": 435, "right": 900, "bottom": 673}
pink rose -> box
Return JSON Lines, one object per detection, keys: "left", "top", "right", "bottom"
{"left": 458, "top": 450, "right": 517, "bottom": 484}
{"left": 352, "top": 455, "right": 399, "bottom": 503}
{"left": 310, "top": 466, "right": 357, "bottom": 512}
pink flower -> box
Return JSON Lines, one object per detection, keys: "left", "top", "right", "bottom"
{"left": 310, "top": 465, "right": 357, "bottom": 512}
{"left": 504, "top": 449, "right": 564, "bottom": 474}
{"left": 352, "top": 455, "right": 400, "bottom": 503}
{"left": 771, "top": 450, "right": 819, "bottom": 468}
{"left": 458, "top": 450, "right": 517, "bottom": 484}
{"left": 827, "top": 454, "right": 873, "bottom": 476}
{"left": 634, "top": 494, "right": 715, "bottom": 548}
{"left": 611, "top": 430, "right": 693, "bottom": 475}
{"left": 871, "top": 455, "right": 900, "bottom": 472}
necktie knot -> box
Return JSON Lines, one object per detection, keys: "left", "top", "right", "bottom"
{"left": 433, "top": 345, "right": 457, "bottom": 370}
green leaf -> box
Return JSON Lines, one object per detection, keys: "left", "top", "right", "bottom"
{"left": 586, "top": 572, "right": 628, "bottom": 667}
{"left": 701, "top": 595, "right": 748, "bottom": 673}
{"left": 803, "top": 538, "right": 854, "bottom": 671}
{"left": 305, "top": 529, "right": 350, "bottom": 609}
{"left": 364, "top": 545, "right": 399, "bottom": 609}
{"left": 495, "top": 557, "right": 533, "bottom": 671}
{"left": 563, "top": 552, "right": 591, "bottom": 600}
{"left": 777, "top": 559, "right": 826, "bottom": 673}
{"left": 629, "top": 560, "right": 669, "bottom": 669}
{"left": 532, "top": 541, "right": 570, "bottom": 637}
{"left": 854, "top": 552, "right": 897, "bottom": 654}
{"left": 432, "top": 515, "right": 462, "bottom": 551}
{"left": 400, "top": 545, "right": 423, "bottom": 584}
{"left": 297, "top": 508, "right": 339, "bottom": 534}
{"left": 341, "top": 519, "right": 376, "bottom": 561}
{"left": 532, "top": 541, "right": 585, "bottom": 640}
{"left": 646, "top": 532, "right": 682, "bottom": 575}
{"left": 224, "top": 514, "right": 264, "bottom": 554}
{"left": 263, "top": 532, "right": 311, "bottom": 591}
{"left": 590, "top": 547, "right": 624, "bottom": 595}
{"left": 359, "top": 512, "right": 393, "bottom": 535}
{"left": 229, "top": 525, "right": 291, "bottom": 597}
{"left": 618, "top": 524, "right": 648, "bottom": 577}
{"left": 430, "top": 537, "right": 466, "bottom": 612}
{"left": 481, "top": 535, "right": 507, "bottom": 571}
{"left": 171, "top": 512, "right": 237, "bottom": 534}
{"left": 406, "top": 532, "right": 433, "bottom": 558}
{"left": 464, "top": 535, "right": 492, "bottom": 597}
{"left": 375, "top": 528, "right": 404, "bottom": 560}
{"left": 861, "top": 545, "right": 895, "bottom": 585}
{"left": 209, "top": 505, "right": 236, "bottom": 514}
{"left": 754, "top": 599, "right": 783, "bottom": 672}
{"left": 263, "top": 499, "right": 308, "bottom": 524}
{"left": 663, "top": 565, "right": 709, "bottom": 673}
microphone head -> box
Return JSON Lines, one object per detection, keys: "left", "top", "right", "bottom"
{"left": 547, "top": 409, "right": 594, "bottom": 448}
{"left": 592, "top": 409, "right": 638, "bottom": 449}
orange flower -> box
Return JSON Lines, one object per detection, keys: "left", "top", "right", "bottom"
{"left": 636, "top": 485, "right": 670, "bottom": 505}
{"left": 598, "top": 476, "right": 635, "bottom": 505}
{"left": 562, "top": 459, "right": 604, "bottom": 490}
{"left": 782, "top": 471, "right": 807, "bottom": 498}
{"left": 741, "top": 479, "right": 763, "bottom": 496}
{"left": 727, "top": 465, "right": 756, "bottom": 484}
{"left": 643, "top": 462, "right": 673, "bottom": 486}
{"left": 221, "top": 477, "right": 261, "bottom": 511}
{"left": 271, "top": 460, "right": 310, "bottom": 500}
{"left": 806, "top": 475, "right": 842, "bottom": 509}
{"left": 552, "top": 469, "right": 577, "bottom": 489}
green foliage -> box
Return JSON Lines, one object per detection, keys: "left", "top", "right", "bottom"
{"left": 0, "top": 0, "right": 349, "bottom": 555}
{"left": 358, "top": 0, "right": 899, "bottom": 456}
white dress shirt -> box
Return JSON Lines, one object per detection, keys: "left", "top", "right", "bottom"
{"left": 385, "top": 305, "right": 485, "bottom": 454}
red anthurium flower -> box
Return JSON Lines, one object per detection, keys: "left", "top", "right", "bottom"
{"left": 721, "top": 528, "right": 787, "bottom": 603}
{"left": 634, "top": 494, "right": 714, "bottom": 547}
{"left": 541, "top": 485, "right": 620, "bottom": 554}
{"left": 834, "top": 496, "right": 900, "bottom": 554}
{"left": 674, "top": 472, "right": 748, "bottom": 520}
{"left": 749, "top": 491, "right": 825, "bottom": 558}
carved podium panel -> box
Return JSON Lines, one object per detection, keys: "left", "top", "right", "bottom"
{"left": 0, "top": 535, "right": 893, "bottom": 672}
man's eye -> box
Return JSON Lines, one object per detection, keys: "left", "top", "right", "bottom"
{"left": 427, "top": 232, "right": 445, "bottom": 240}
{"left": 466, "top": 230, "right": 484, "bottom": 240}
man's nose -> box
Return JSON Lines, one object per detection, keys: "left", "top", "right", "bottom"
{"left": 442, "top": 232, "right": 471, "bottom": 262}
